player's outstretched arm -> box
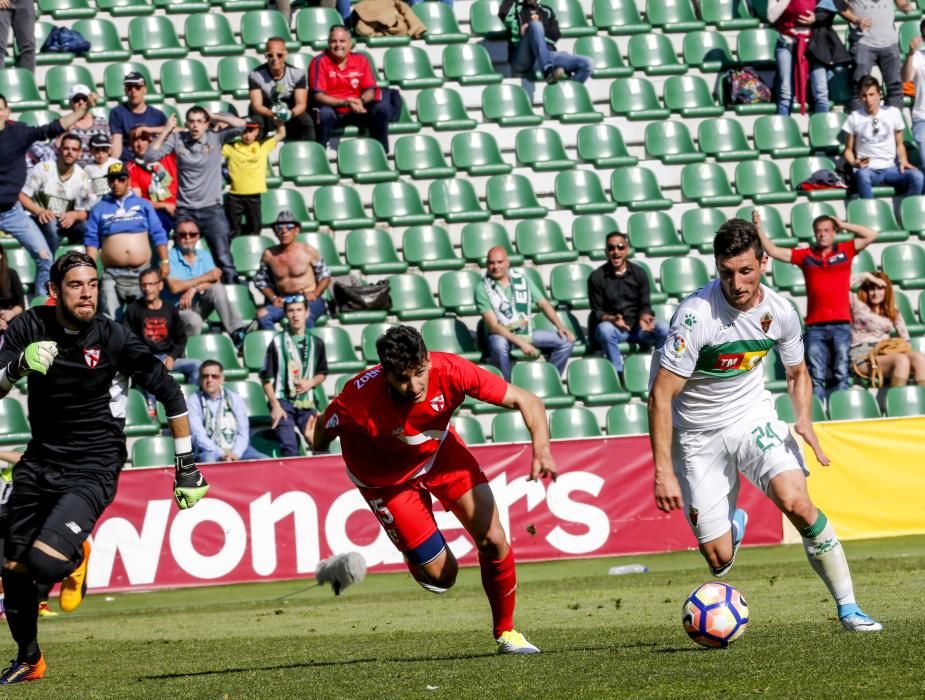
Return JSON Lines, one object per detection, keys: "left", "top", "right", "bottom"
{"left": 648, "top": 367, "right": 687, "bottom": 513}
{"left": 785, "top": 361, "right": 830, "bottom": 466}
{"left": 0, "top": 341, "right": 59, "bottom": 398}
{"left": 167, "top": 414, "right": 210, "bottom": 509}
{"left": 497, "top": 384, "right": 557, "bottom": 481}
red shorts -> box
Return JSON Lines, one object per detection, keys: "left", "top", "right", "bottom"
{"left": 356, "top": 436, "right": 487, "bottom": 556}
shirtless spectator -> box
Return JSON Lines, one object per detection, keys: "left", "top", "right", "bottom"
{"left": 255, "top": 211, "right": 330, "bottom": 330}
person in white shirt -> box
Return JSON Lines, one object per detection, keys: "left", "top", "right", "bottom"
{"left": 842, "top": 75, "right": 924, "bottom": 199}
{"left": 901, "top": 20, "right": 925, "bottom": 164}
{"left": 82, "top": 133, "right": 120, "bottom": 206}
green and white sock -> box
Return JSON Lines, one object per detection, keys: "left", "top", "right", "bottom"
{"left": 800, "top": 511, "right": 856, "bottom": 607}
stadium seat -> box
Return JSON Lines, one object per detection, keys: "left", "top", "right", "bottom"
{"left": 645, "top": 121, "right": 706, "bottom": 165}
{"left": 359, "top": 322, "right": 395, "bottom": 363}
{"left": 753, "top": 115, "right": 812, "bottom": 158}
{"left": 736, "top": 160, "right": 799, "bottom": 204}
{"left": 628, "top": 33, "right": 689, "bottom": 75}
{"left": 45, "top": 65, "right": 95, "bottom": 108}
{"left": 311, "top": 326, "right": 366, "bottom": 373}
{"left": 896, "top": 290, "right": 924, "bottom": 335}
{"left": 549, "top": 262, "right": 593, "bottom": 309}
{"left": 185, "top": 14, "right": 244, "bottom": 56}
{"left": 852, "top": 248, "right": 877, "bottom": 277}
{"left": 215, "top": 0, "right": 266, "bottom": 11}
{"left": 543, "top": 81, "right": 604, "bottom": 123}
{"left": 515, "top": 220, "right": 579, "bottom": 264}
{"left": 155, "top": 0, "right": 209, "bottom": 12}
{"left": 388, "top": 274, "right": 444, "bottom": 321}
{"left": 885, "top": 385, "right": 925, "bottom": 417}
{"left": 627, "top": 212, "right": 690, "bottom": 256}
{"left": 790, "top": 201, "right": 838, "bottom": 242}
{"left": 337, "top": 139, "right": 398, "bottom": 184}
{"left": 635, "top": 260, "right": 668, "bottom": 304}
{"left": 452, "top": 132, "right": 512, "bottom": 176}
{"left": 230, "top": 235, "right": 274, "bottom": 279}
{"left": 548, "top": 0, "right": 596, "bottom": 36}
{"left": 606, "top": 402, "right": 649, "bottom": 435}
{"left": 123, "top": 389, "right": 160, "bottom": 438}
{"left": 261, "top": 188, "right": 316, "bottom": 230}
{"left": 421, "top": 317, "right": 481, "bottom": 361}
{"left": 37, "top": 0, "right": 95, "bottom": 19}
{"left": 775, "top": 394, "right": 826, "bottom": 422}
{"left": 647, "top": 0, "right": 705, "bottom": 32}
{"left": 372, "top": 182, "right": 434, "bottom": 227}
{"left": 442, "top": 44, "right": 501, "bottom": 85}
{"left": 848, "top": 199, "right": 911, "bottom": 243}
{"left": 491, "top": 411, "right": 532, "bottom": 443}
{"left": 383, "top": 46, "right": 443, "bottom": 89}
{"left": 760, "top": 350, "right": 787, "bottom": 392}
{"left": 186, "top": 334, "right": 247, "bottom": 379}
{"left": 736, "top": 28, "right": 779, "bottom": 67}
{"left": 0, "top": 69, "right": 46, "bottom": 109}
{"left": 14, "top": 109, "right": 60, "bottom": 126}
{"left": 555, "top": 170, "right": 617, "bottom": 215}
{"left": 610, "top": 78, "right": 670, "bottom": 121}
{"left": 32, "top": 22, "right": 74, "bottom": 66}
{"left": 224, "top": 380, "right": 272, "bottom": 428}
{"left": 515, "top": 128, "right": 575, "bottom": 171}
{"left": 6, "top": 248, "right": 36, "bottom": 289}
{"left": 243, "top": 329, "right": 274, "bottom": 371}
{"left": 71, "top": 18, "right": 131, "bottom": 62}
{"left": 413, "top": 1, "right": 467, "bottom": 43}
{"left": 132, "top": 436, "right": 175, "bottom": 467}
{"left": 681, "top": 163, "right": 744, "bottom": 208}
{"left": 790, "top": 156, "right": 846, "bottom": 201}
{"left": 438, "top": 269, "right": 482, "bottom": 316}
{"left": 278, "top": 141, "right": 338, "bottom": 187}
{"left": 394, "top": 135, "right": 455, "bottom": 180}
{"left": 402, "top": 226, "right": 463, "bottom": 270}
{"left": 550, "top": 407, "right": 601, "bottom": 439}
{"left": 828, "top": 388, "right": 881, "bottom": 420}
{"left": 313, "top": 186, "right": 374, "bottom": 230}
{"left": 623, "top": 353, "right": 653, "bottom": 397}
{"left": 344, "top": 229, "right": 408, "bottom": 275}
{"left": 295, "top": 7, "right": 344, "bottom": 49}
{"left": 567, "top": 357, "right": 631, "bottom": 406}
{"left": 736, "top": 204, "right": 794, "bottom": 247}
{"left": 808, "top": 111, "right": 848, "bottom": 154}
{"left": 160, "top": 59, "right": 220, "bottom": 102}
{"left": 428, "top": 179, "right": 490, "bottom": 223}
{"left": 663, "top": 75, "right": 724, "bottom": 118}
{"left": 661, "top": 257, "right": 711, "bottom": 299}
{"left": 573, "top": 36, "right": 633, "bottom": 78}
{"left": 469, "top": 0, "right": 506, "bottom": 38}
{"left": 701, "top": 0, "right": 760, "bottom": 27}
{"left": 771, "top": 258, "right": 806, "bottom": 295}
{"left": 592, "top": 0, "right": 651, "bottom": 34}
{"left": 901, "top": 195, "right": 925, "bottom": 240}
{"left": 611, "top": 167, "right": 672, "bottom": 211}
{"left": 572, "top": 215, "right": 619, "bottom": 260}
{"left": 683, "top": 30, "right": 734, "bottom": 72}
{"left": 452, "top": 415, "right": 486, "bottom": 445}
{"left": 533, "top": 310, "right": 588, "bottom": 356}
{"left": 481, "top": 84, "right": 543, "bottom": 127}
{"left": 301, "top": 232, "right": 349, "bottom": 276}
{"left": 698, "top": 118, "right": 759, "bottom": 162}
{"left": 240, "top": 10, "right": 299, "bottom": 51}
{"left": 461, "top": 222, "right": 523, "bottom": 266}
{"left": 512, "top": 362, "right": 575, "bottom": 408}
{"left": 128, "top": 16, "right": 188, "bottom": 59}
{"left": 486, "top": 174, "right": 548, "bottom": 219}
{"left": 881, "top": 244, "right": 925, "bottom": 289}
{"left": 105, "top": 62, "right": 163, "bottom": 103}
{"left": 0, "top": 398, "right": 32, "bottom": 444}
{"left": 416, "top": 88, "right": 477, "bottom": 131}
{"left": 576, "top": 124, "right": 638, "bottom": 168}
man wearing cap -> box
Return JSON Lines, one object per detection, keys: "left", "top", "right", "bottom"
{"left": 255, "top": 212, "right": 331, "bottom": 330}
{"left": 224, "top": 118, "right": 286, "bottom": 238}
{"left": 83, "top": 133, "right": 120, "bottom": 205}
{"left": 62, "top": 84, "right": 111, "bottom": 167}
{"left": 248, "top": 37, "right": 314, "bottom": 142}
{"left": 109, "top": 72, "right": 167, "bottom": 163}
{"left": 85, "top": 162, "right": 169, "bottom": 319}
{"left": 19, "top": 133, "right": 93, "bottom": 251}
{"left": 127, "top": 125, "right": 178, "bottom": 235}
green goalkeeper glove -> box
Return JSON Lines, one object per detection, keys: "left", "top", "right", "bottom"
{"left": 12, "top": 341, "right": 58, "bottom": 379}
{"left": 173, "top": 453, "right": 209, "bottom": 509}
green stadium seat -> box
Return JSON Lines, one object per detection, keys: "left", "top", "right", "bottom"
{"left": 129, "top": 16, "right": 188, "bottom": 59}
{"left": 512, "top": 362, "right": 575, "bottom": 408}
{"left": 132, "top": 436, "right": 175, "bottom": 467}
{"left": 663, "top": 75, "right": 724, "bottom": 118}
{"left": 452, "top": 415, "right": 486, "bottom": 444}
{"left": 185, "top": 14, "right": 244, "bottom": 56}
{"left": 610, "top": 78, "right": 670, "bottom": 121}
{"left": 790, "top": 156, "right": 846, "bottom": 201}
{"left": 32, "top": 22, "right": 74, "bottom": 66}
{"left": 481, "top": 84, "right": 543, "bottom": 127}
{"left": 606, "top": 402, "right": 649, "bottom": 435}
{"left": 313, "top": 186, "right": 374, "bottom": 230}
{"left": 72, "top": 19, "right": 131, "bottom": 62}
{"left": 296, "top": 8, "right": 344, "bottom": 49}
{"left": 847, "top": 199, "right": 910, "bottom": 244}
{"left": 555, "top": 170, "right": 617, "bottom": 215}
{"left": 698, "top": 118, "right": 759, "bottom": 162}
{"left": 438, "top": 269, "right": 482, "bottom": 316}
{"left": 394, "top": 135, "right": 455, "bottom": 180}
{"left": 901, "top": 195, "right": 925, "bottom": 240}
{"left": 0, "top": 69, "right": 46, "bottom": 110}
{"left": 592, "top": 0, "right": 651, "bottom": 34}
{"left": 550, "top": 262, "right": 593, "bottom": 309}
{"left": 885, "top": 385, "right": 925, "bottom": 417}
{"left": 416, "top": 88, "right": 477, "bottom": 131}
{"left": 754, "top": 115, "right": 811, "bottom": 158}
{"left": 38, "top": 0, "right": 95, "bottom": 19}
{"left": 683, "top": 30, "right": 734, "bottom": 72}
{"left": 0, "top": 398, "right": 32, "bottom": 444}
{"left": 451, "top": 132, "right": 512, "bottom": 176}
{"left": 828, "top": 388, "right": 881, "bottom": 420}
{"left": 384, "top": 46, "right": 443, "bottom": 89}
{"left": 852, "top": 248, "right": 877, "bottom": 277}
{"left": 534, "top": 310, "right": 588, "bottom": 356}
{"left": 808, "top": 111, "right": 848, "bottom": 154}
{"left": 543, "top": 81, "right": 603, "bottom": 123}
{"left": 681, "top": 163, "right": 744, "bottom": 208}
{"left": 491, "top": 411, "right": 532, "bottom": 443}
{"left": 402, "top": 226, "right": 463, "bottom": 271}
{"left": 896, "top": 290, "right": 924, "bottom": 335}
{"left": 231, "top": 235, "right": 274, "bottom": 278}
{"left": 628, "top": 212, "right": 690, "bottom": 257}
{"left": 461, "top": 222, "right": 523, "bottom": 266}
{"left": 105, "top": 63, "right": 163, "bottom": 103}
{"left": 486, "top": 174, "right": 548, "bottom": 219}
{"left": 215, "top": 0, "right": 265, "bottom": 11}
{"left": 645, "top": 121, "right": 706, "bottom": 165}
{"left": 6, "top": 248, "right": 36, "bottom": 290}
{"left": 790, "top": 201, "right": 838, "bottom": 242}
{"left": 515, "top": 128, "right": 575, "bottom": 172}
{"left": 548, "top": 0, "right": 596, "bottom": 36}
{"left": 881, "top": 244, "right": 925, "bottom": 289}
{"left": 772, "top": 259, "right": 806, "bottom": 295}
{"left": 414, "top": 1, "right": 467, "bottom": 43}
{"left": 623, "top": 353, "right": 653, "bottom": 397}
{"left": 373, "top": 182, "right": 435, "bottom": 228}
{"left": 337, "top": 138, "right": 398, "bottom": 184}
{"left": 155, "top": 0, "right": 209, "bottom": 12}
{"left": 261, "top": 188, "right": 316, "bottom": 230}
{"left": 422, "top": 317, "right": 481, "bottom": 361}
{"left": 388, "top": 274, "right": 444, "bottom": 321}
{"left": 681, "top": 209, "right": 728, "bottom": 253}
{"left": 573, "top": 36, "right": 633, "bottom": 78}
{"left": 775, "top": 394, "right": 827, "bottom": 423}
{"left": 576, "top": 124, "right": 638, "bottom": 168}
{"left": 186, "top": 334, "right": 247, "bottom": 379}
{"left": 572, "top": 215, "right": 619, "bottom": 261}
{"left": 611, "top": 167, "right": 672, "bottom": 211}
{"left": 301, "top": 232, "right": 349, "bottom": 276}
{"left": 359, "top": 322, "right": 396, "bottom": 363}
{"left": 736, "top": 160, "right": 798, "bottom": 204}
{"left": 647, "top": 0, "right": 706, "bottom": 32}
{"left": 550, "top": 407, "right": 601, "bottom": 439}
{"left": 515, "top": 220, "right": 579, "bottom": 264}
{"left": 661, "top": 257, "right": 711, "bottom": 299}
{"left": 45, "top": 65, "right": 95, "bottom": 108}
{"left": 311, "top": 326, "right": 365, "bottom": 373}
{"left": 278, "top": 141, "right": 338, "bottom": 187}
{"left": 469, "top": 0, "right": 507, "bottom": 38}
{"left": 123, "top": 389, "right": 160, "bottom": 438}
{"left": 240, "top": 10, "right": 299, "bottom": 51}
{"left": 567, "top": 357, "right": 631, "bottom": 406}
{"left": 701, "top": 0, "right": 760, "bottom": 28}
{"left": 343, "top": 228, "right": 407, "bottom": 276}
{"left": 243, "top": 329, "right": 274, "bottom": 371}
{"left": 14, "top": 109, "right": 61, "bottom": 127}
{"left": 224, "top": 380, "right": 272, "bottom": 428}
{"left": 759, "top": 350, "right": 787, "bottom": 392}
{"left": 429, "top": 179, "right": 490, "bottom": 223}
{"left": 736, "top": 204, "right": 795, "bottom": 247}
{"left": 628, "top": 33, "right": 689, "bottom": 76}
{"left": 160, "top": 59, "right": 220, "bottom": 102}
{"left": 635, "top": 260, "right": 668, "bottom": 304}
{"left": 737, "top": 27, "right": 779, "bottom": 66}
{"left": 442, "top": 44, "right": 501, "bottom": 85}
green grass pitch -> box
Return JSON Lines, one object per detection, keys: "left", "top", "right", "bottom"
{"left": 10, "top": 535, "right": 925, "bottom": 698}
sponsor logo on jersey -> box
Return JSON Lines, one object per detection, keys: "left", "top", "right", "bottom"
{"left": 83, "top": 347, "right": 101, "bottom": 368}
{"left": 683, "top": 312, "right": 697, "bottom": 329}
{"left": 325, "top": 413, "right": 339, "bottom": 429}
{"left": 760, "top": 312, "right": 773, "bottom": 334}
{"left": 688, "top": 506, "right": 699, "bottom": 526}
{"left": 430, "top": 393, "right": 445, "bottom": 413}
{"left": 65, "top": 521, "right": 81, "bottom": 534}
{"left": 666, "top": 334, "right": 686, "bottom": 358}
{"left": 713, "top": 349, "right": 767, "bottom": 372}
{"left": 353, "top": 368, "right": 381, "bottom": 390}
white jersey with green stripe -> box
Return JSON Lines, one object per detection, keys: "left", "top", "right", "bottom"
{"left": 655, "top": 280, "right": 804, "bottom": 431}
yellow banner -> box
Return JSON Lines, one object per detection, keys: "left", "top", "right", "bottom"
{"left": 801, "top": 417, "right": 925, "bottom": 540}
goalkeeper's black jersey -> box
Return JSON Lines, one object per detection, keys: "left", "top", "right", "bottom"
{"left": 0, "top": 306, "right": 187, "bottom": 472}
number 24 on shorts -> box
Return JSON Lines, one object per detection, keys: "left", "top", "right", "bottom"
{"left": 751, "top": 422, "right": 782, "bottom": 453}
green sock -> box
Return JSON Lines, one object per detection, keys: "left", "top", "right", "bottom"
{"left": 799, "top": 511, "right": 828, "bottom": 540}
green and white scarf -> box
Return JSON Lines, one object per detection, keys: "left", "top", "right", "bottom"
{"left": 200, "top": 389, "right": 238, "bottom": 452}
{"left": 483, "top": 268, "right": 532, "bottom": 336}
{"left": 275, "top": 330, "right": 316, "bottom": 409}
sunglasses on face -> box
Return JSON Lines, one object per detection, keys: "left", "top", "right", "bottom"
{"left": 284, "top": 294, "right": 306, "bottom": 304}
{"left": 266, "top": 52, "right": 285, "bottom": 58}
{"left": 201, "top": 373, "right": 222, "bottom": 379}
{"left": 275, "top": 223, "right": 298, "bottom": 232}
{"left": 176, "top": 231, "right": 199, "bottom": 238}
{"left": 125, "top": 85, "right": 144, "bottom": 92}
{"left": 607, "top": 243, "right": 627, "bottom": 251}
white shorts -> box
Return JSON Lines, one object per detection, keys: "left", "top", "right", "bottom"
{"left": 671, "top": 399, "right": 808, "bottom": 544}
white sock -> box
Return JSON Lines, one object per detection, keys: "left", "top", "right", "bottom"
{"left": 800, "top": 511, "right": 856, "bottom": 607}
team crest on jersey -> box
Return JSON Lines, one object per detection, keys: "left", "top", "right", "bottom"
{"left": 760, "top": 312, "right": 773, "bottom": 334}
{"left": 83, "top": 347, "right": 101, "bottom": 368}
{"left": 325, "top": 413, "right": 339, "bottom": 429}
{"left": 430, "top": 393, "right": 446, "bottom": 413}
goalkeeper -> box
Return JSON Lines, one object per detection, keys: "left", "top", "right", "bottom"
{"left": 0, "top": 251, "right": 209, "bottom": 685}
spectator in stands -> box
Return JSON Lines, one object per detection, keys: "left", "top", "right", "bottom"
{"left": 146, "top": 108, "right": 246, "bottom": 284}
{"left": 309, "top": 25, "right": 391, "bottom": 152}
{"left": 754, "top": 209, "right": 878, "bottom": 400}
{"left": 224, "top": 118, "right": 286, "bottom": 238}
{"left": 0, "top": 247, "right": 24, "bottom": 338}
{"left": 275, "top": 0, "right": 352, "bottom": 25}
{"left": 839, "top": 0, "right": 914, "bottom": 109}
{"left": 255, "top": 211, "right": 330, "bottom": 330}
{"left": 83, "top": 133, "right": 120, "bottom": 206}
{"left": 249, "top": 38, "right": 314, "bottom": 142}
{"left": 19, "top": 133, "right": 92, "bottom": 250}
{"left": 0, "top": 0, "right": 35, "bottom": 73}
{"left": 842, "top": 75, "right": 924, "bottom": 199}
{"left": 498, "top": 0, "right": 592, "bottom": 84}
{"left": 0, "top": 92, "right": 95, "bottom": 295}
{"left": 189, "top": 359, "right": 268, "bottom": 463}
{"left": 63, "top": 84, "right": 111, "bottom": 167}
{"left": 109, "top": 72, "right": 167, "bottom": 163}
{"left": 164, "top": 219, "right": 251, "bottom": 346}
{"left": 902, "top": 19, "right": 925, "bottom": 163}
{"left": 261, "top": 294, "right": 328, "bottom": 457}
{"left": 768, "top": 0, "right": 830, "bottom": 115}
{"left": 127, "top": 126, "right": 178, "bottom": 235}
{"left": 588, "top": 232, "right": 667, "bottom": 381}
{"left": 476, "top": 246, "right": 574, "bottom": 381}
{"left": 85, "top": 162, "right": 169, "bottom": 320}
{"left": 849, "top": 271, "right": 925, "bottom": 386}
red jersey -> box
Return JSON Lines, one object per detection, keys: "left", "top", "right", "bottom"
{"left": 309, "top": 52, "right": 379, "bottom": 115}
{"left": 790, "top": 240, "right": 856, "bottom": 325}
{"left": 322, "top": 352, "right": 507, "bottom": 488}
{"left": 127, "top": 154, "right": 178, "bottom": 206}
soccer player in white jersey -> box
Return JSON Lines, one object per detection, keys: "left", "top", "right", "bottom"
{"left": 648, "top": 218, "right": 882, "bottom": 633}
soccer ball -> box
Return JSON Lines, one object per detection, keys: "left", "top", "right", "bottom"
{"left": 682, "top": 582, "right": 749, "bottom": 648}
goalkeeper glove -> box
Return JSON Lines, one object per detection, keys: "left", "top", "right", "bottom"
{"left": 173, "top": 452, "right": 209, "bottom": 509}
{"left": 11, "top": 341, "right": 58, "bottom": 380}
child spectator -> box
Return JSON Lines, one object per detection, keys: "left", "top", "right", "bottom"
{"left": 223, "top": 119, "right": 286, "bottom": 238}
{"left": 83, "top": 133, "right": 120, "bottom": 205}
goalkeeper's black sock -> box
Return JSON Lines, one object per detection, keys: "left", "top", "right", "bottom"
{"left": 1, "top": 569, "right": 40, "bottom": 664}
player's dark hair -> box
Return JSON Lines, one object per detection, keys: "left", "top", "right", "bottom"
{"left": 50, "top": 250, "right": 97, "bottom": 289}
{"left": 605, "top": 231, "right": 627, "bottom": 244}
{"left": 140, "top": 266, "right": 161, "bottom": 282}
{"left": 0, "top": 94, "right": 7, "bottom": 109}
{"left": 376, "top": 326, "right": 428, "bottom": 375}
{"left": 920, "top": 17, "right": 925, "bottom": 38}
{"left": 857, "top": 75, "right": 880, "bottom": 95}
{"left": 713, "top": 218, "right": 764, "bottom": 261}
{"left": 60, "top": 133, "right": 83, "bottom": 149}
{"left": 200, "top": 359, "right": 223, "bottom": 375}
{"left": 185, "top": 105, "right": 209, "bottom": 122}
{"left": 812, "top": 215, "right": 838, "bottom": 234}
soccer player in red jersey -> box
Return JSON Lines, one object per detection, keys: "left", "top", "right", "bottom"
{"left": 311, "top": 326, "right": 557, "bottom": 654}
